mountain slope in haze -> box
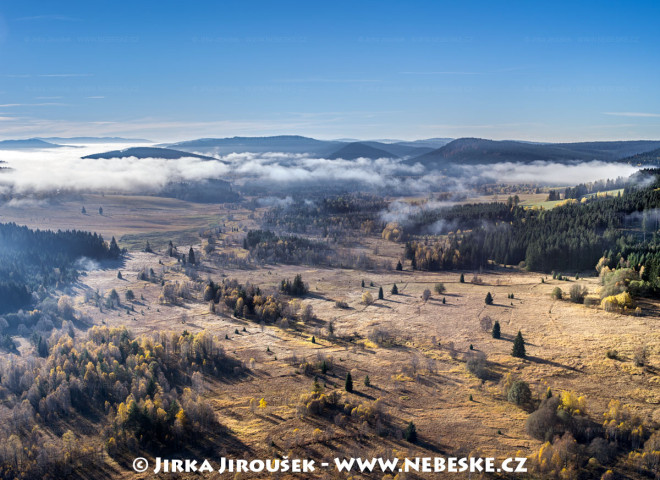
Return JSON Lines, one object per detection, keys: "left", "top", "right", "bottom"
{"left": 619, "top": 147, "right": 660, "bottom": 166}
{"left": 166, "top": 135, "right": 435, "bottom": 158}
{"left": 411, "top": 138, "right": 660, "bottom": 167}
{"left": 551, "top": 140, "right": 660, "bottom": 160}
{"left": 394, "top": 138, "right": 454, "bottom": 149}
{"left": 328, "top": 142, "right": 400, "bottom": 160}
{"left": 165, "top": 135, "right": 344, "bottom": 156}
{"left": 360, "top": 141, "right": 433, "bottom": 157}
{"left": 82, "top": 147, "right": 219, "bottom": 161}
{"left": 38, "top": 136, "right": 151, "bottom": 144}
{"left": 0, "top": 138, "right": 64, "bottom": 149}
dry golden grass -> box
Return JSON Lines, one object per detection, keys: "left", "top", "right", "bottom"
{"left": 3, "top": 195, "right": 659, "bottom": 478}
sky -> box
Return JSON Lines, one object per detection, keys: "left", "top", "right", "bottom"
{"left": 0, "top": 0, "right": 658, "bottom": 142}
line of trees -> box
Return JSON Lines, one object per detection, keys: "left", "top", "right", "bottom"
{"left": 0, "top": 326, "right": 241, "bottom": 477}
{"left": 398, "top": 170, "right": 660, "bottom": 284}
{"left": 0, "top": 223, "right": 121, "bottom": 314}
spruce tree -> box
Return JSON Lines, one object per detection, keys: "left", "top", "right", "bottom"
{"left": 361, "top": 279, "right": 365, "bottom": 288}
{"left": 459, "top": 273, "right": 465, "bottom": 283}
{"left": 364, "top": 375, "right": 371, "bottom": 387}
{"left": 188, "top": 247, "right": 196, "bottom": 265}
{"left": 396, "top": 260, "right": 403, "bottom": 271}
{"left": 109, "top": 237, "right": 120, "bottom": 257}
{"left": 492, "top": 321, "right": 501, "bottom": 339}
{"left": 512, "top": 330, "right": 526, "bottom": 358}
{"left": 81, "top": 206, "right": 86, "bottom": 214}
{"left": 391, "top": 283, "right": 398, "bottom": 295}
{"left": 378, "top": 286, "right": 384, "bottom": 300}
{"left": 485, "top": 292, "right": 493, "bottom": 305}
{"left": 403, "top": 421, "right": 417, "bottom": 443}
{"left": 345, "top": 372, "right": 353, "bottom": 392}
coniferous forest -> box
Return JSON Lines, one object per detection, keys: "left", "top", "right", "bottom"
{"left": 0, "top": 223, "right": 121, "bottom": 313}
{"left": 402, "top": 169, "right": 660, "bottom": 294}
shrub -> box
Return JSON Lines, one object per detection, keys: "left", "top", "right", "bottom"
{"left": 434, "top": 283, "right": 446, "bottom": 294}
{"left": 601, "top": 291, "right": 634, "bottom": 312}
{"left": 551, "top": 287, "right": 563, "bottom": 300}
{"left": 422, "top": 289, "right": 431, "bottom": 301}
{"left": 587, "top": 437, "right": 616, "bottom": 465}
{"left": 525, "top": 396, "right": 561, "bottom": 441}
{"left": 368, "top": 327, "right": 393, "bottom": 346}
{"left": 466, "top": 352, "right": 490, "bottom": 380}
{"left": 569, "top": 284, "right": 587, "bottom": 303}
{"left": 361, "top": 292, "right": 374, "bottom": 305}
{"left": 633, "top": 345, "right": 648, "bottom": 367}
{"left": 335, "top": 300, "right": 349, "bottom": 309}
{"left": 600, "top": 267, "right": 638, "bottom": 298}
{"left": 507, "top": 380, "right": 532, "bottom": 406}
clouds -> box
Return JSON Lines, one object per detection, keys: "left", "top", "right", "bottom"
{"left": 380, "top": 199, "right": 456, "bottom": 226}
{"left": 0, "top": 144, "right": 230, "bottom": 195}
{"left": 0, "top": 145, "right": 429, "bottom": 197}
{"left": 461, "top": 160, "right": 640, "bottom": 185}
{"left": 219, "top": 151, "right": 431, "bottom": 192}
{"left": 0, "top": 143, "right": 645, "bottom": 201}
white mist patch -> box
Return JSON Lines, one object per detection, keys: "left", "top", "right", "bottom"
{"left": 75, "top": 257, "right": 101, "bottom": 271}
{"left": 0, "top": 143, "right": 231, "bottom": 195}
{"left": 380, "top": 199, "right": 457, "bottom": 226}
{"left": 223, "top": 152, "right": 426, "bottom": 188}
{"left": 0, "top": 145, "right": 643, "bottom": 197}
{"left": 257, "top": 196, "right": 294, "bottom": 208}
{"left": 466, "top": 161, "right": 640, "bottom": 185}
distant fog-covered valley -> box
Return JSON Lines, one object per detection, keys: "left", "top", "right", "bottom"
{"left": 0, "top": 135, "right": 656, "bottom": 202}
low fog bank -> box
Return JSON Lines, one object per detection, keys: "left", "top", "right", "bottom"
{"left": 0, "top": 144, "right": 645, "bottom": 200}
{"left": 460, "top": 160, "right": 640, "bottom": 185}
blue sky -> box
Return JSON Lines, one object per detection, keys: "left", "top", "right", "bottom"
{"left": 0, "top": 0, "right": 658, "bottom": 142}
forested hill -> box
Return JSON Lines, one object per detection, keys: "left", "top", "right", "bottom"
{"left": 410, "top": 138, "right": 660, "bottom": 167}
{"left": 0, "top": 223, "right": 121, "bottom": 313}
{"left": 402, "top": 169, "right": 660, "bottom": 294}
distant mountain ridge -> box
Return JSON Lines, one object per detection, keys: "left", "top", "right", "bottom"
{"left": 411, "top": 138, "right": 660, "bottom": 167}
{"left": 38, "top": 136, "right": 151, "bottom": 144}
{"left": 82, "top": 147, "right": 218, "bottom": 161}
{"left": 0, "top": 138, "right": 64, "bottom": 149}
{"left": 164, "top": 135, "right": 344, "bottom": 156}
{"left": 328, "top": 142, "right": 400, "bottom": 160}
{"left": 166, "top": 135, "right": 437, "bottom": 158}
